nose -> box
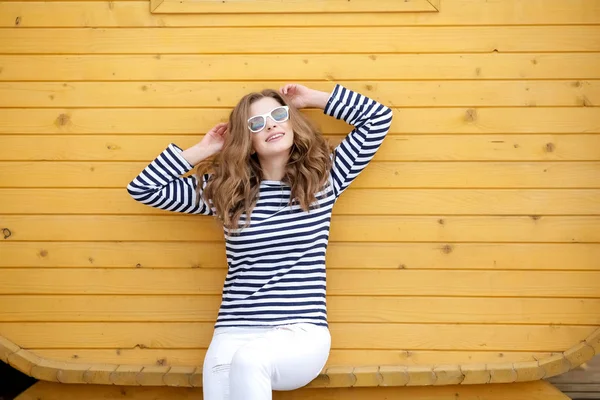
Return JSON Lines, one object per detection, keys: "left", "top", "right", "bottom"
{"left": 265, "top": 116, "right": 278, "bottom": 131}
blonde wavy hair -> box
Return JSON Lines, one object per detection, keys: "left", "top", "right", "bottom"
{"left": 195, "top": 89, "right": 334, "bottom": 232}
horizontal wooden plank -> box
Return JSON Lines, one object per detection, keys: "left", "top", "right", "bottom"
{"left": 324, "top": 270, "right": 600, "bottom": 298}
{"left": 150, "top": 0, "right": 438, "bottom": 14}
{"left": 1, "top": 108, "right": 598, "bottom": 134}
{"left": 14, "top": 381, "right": 571, "bottom": 400}
{"left": 1, "top": 322, "right": 594, "bottom": 351}
{"left": 2, "top": 54, "right": 600, "bottom": 81}
{"left": 1, "top": 215, "right": 598, "bottom": 242}
{"left": 2, "top": 81, "right": 598, "bottom": 108}
{"left": 1, "top": 0, "right": 598, "bottom": 27}
{"left": 4, "top": 161, "right": 600, "bottom": 189}
{"left": 0, "top": 269, "right": 598, "bottom": 297}
{"left": 1, "top": 27, "right": 599, "bottom": 54}
{"left": 2, "top": 135, "right": 599, "bottom": 161}
{"left": 32, "top": 348, "right": 552, "bottom": 368}
{"left": 337, "top": 189, "right": 600, "bottom": 214}
{"left": 1, "top": 188, "right": 599, "bottom": 215}
{"left": 2, "top": 242, "right": 600, "bottom": 270}
{"left": 0, "top": 242, "right": 228, "bottom": 268}
{"left": 1, "top": 295, "right": 598, "bottom": 325}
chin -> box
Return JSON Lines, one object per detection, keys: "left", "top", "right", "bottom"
{"left": 261, "top": 146, "right": 293, "bottom": 158}
{"left": 257, "top": 139, "right": 294, "bottom": 157}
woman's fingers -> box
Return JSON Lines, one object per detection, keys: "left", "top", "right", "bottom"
{"left": 280, "top": 83, "right": 297, "bottom": 96}
{"left": 220, "top": 124, "right": 229, "bottom": 137}
{"left": 208, "top": 122, "right": 227, "bottom": 137}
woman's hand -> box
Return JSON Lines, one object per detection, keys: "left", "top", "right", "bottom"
{"left": 182, "top": 122, "right": 228, "bottom": 165}
{"left": 201, "top": 122, "right": 228, "bottom": 154}
{"left": 279, "top": 84, "right": 329, "bottom": 109}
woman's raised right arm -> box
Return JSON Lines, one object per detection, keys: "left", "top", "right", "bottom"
{"left": 126, "top": 123, "right": 227, "bottom": 215}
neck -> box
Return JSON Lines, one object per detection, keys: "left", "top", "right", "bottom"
{"left": 258, "top": 152, "right": 289, "bottom": 181}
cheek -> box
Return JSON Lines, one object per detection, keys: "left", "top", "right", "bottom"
{"left": 250, "top": 134, "right": 262, "bottom": 149}
{"left": 283, "top": 122, "right": 294, "bottom": 140}
{"left": 287, "top": 127, "right": 295, "bottom": 141}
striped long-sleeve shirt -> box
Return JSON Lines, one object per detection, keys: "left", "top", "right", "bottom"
{"left": 127, "top": 84, "right": 393, "bottom": 329}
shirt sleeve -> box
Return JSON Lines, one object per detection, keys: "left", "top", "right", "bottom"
{"left": 324, "top": 84, "right": 394, "bottom": 199}
{"left": 126, "top": 143, "right": 214, "bottom": 215}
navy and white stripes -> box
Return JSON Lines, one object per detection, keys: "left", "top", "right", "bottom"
{"left": 127, "top": 84, "right": 393, "bottom": 328}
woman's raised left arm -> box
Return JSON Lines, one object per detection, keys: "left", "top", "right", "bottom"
{"left": 281, "top": 83, "right": 394, "bottom": 198}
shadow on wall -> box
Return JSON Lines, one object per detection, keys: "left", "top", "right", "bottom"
{"left": 0, "top": 362, "right": 36, "bottom": 400}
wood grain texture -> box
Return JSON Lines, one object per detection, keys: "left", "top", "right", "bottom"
{"left": 1, "top": 269, "right": 599, "bottom": 297}
{"left": 2, "top": 215, "right": 599, "bottom": 242}
{"left": 2, "top": 242, "right": 599, "bottom": 270}
{"left": 3, "top": 135, "right": 600, "bottom": 161}
{"left": 150, "top": 0, "right": 439, "bottom": 14}
{"left": 1, "top": 54, "right": 600, "bottom": 81}
{"left": 1, "top": 296, "right": 599, "bottom": 324}
{"left": 0, "top": 322, "right": 596, "bottom": 351}
{"left": 1, "top": 27, "right": 599, "bottom": 54}
{"left": 33, "top": 348, "right": 552, "bottom": 368}
{"left": 1, "top": 327, "right": 599, "bottom": 389}
{"left": 1, "top": 108, "right": 598, "bottom": 135}
{"left": 3, "top": 161, "right": 600, "bottom": 189}
{"left": 2, "top": 188, "right": 600, "bottom": 215}
{"left": 14, "top": 380, "right": 571, "bottom": 399}
{"left": 1, "top": 0, "right": 599, "bottom": 27}
{"left": 1, "top": 0, "right": 599, "bottom": 391}
{"left": 2, "top": 81, "right": 598, "bottom": 107}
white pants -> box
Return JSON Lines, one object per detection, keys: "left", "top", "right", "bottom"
{"left": 202, "top": 323, "right": 331, "bottom": 400}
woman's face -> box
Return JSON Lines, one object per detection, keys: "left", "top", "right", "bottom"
{"left": 248, "top": 97, "right": 294, "bottom": 158}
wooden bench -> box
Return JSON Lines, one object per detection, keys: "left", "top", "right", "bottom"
{"left": 3, "top": 329, "right": 599, "bottom": 398}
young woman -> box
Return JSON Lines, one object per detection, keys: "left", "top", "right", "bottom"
{"left": 127, "top": 83, "right": 393, "bottom": 400}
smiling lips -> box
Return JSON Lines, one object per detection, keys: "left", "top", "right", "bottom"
{"left": 266, "top": 132, "right": 285, "bottom": 142}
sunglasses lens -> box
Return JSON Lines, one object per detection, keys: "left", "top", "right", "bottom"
{"left": 271, "top": 107, "right": 288, "bottom": 122}
{"left": 248, "top": 116, "right": 265, "bottom": 132}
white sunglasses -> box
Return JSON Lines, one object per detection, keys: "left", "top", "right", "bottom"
{"left": 247, "top": 106, "right": 289, "bottom": 133}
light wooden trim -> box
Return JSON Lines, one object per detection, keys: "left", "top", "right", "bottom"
{"left": 83, "top": 364, "right": 117, "bottom": 385}
{"left": 150, "top": 0, "right": 441, "bottom": 15}
{"left": 1, "top": 328, "right": 598, "bottom": 387}
{"left": 427, "top": 0, "right": 440, "bottom": 11}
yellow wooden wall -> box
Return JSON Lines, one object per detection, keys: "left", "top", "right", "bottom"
{"left": 1, "top": 0, "right": 600, "bottom": 387}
